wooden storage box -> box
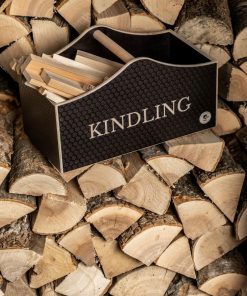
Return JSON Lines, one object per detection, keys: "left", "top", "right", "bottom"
{"left": 19, "top": 26, "right": 217, "bottom": 173}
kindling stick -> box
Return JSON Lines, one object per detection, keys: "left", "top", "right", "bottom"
{"left": 93, "top": 30, "right": 135, "bottom": 63}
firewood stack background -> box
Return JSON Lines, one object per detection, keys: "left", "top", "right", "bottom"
{"left": 0, "top": 0, "right": 247, "bottom": 295}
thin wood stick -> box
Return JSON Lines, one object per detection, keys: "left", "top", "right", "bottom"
{"left": 93, "top": 30, "right": 134, "bottom": 63}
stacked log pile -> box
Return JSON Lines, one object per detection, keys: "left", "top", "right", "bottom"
{"left": 0, "top": 0, "right": 247, "bottom": 295}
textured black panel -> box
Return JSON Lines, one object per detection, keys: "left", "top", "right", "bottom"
{"left": 58, "top": 59, "right": 217, "bottom": 172}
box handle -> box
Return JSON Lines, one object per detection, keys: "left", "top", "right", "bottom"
{"left": 93, "top": 30, "right": 135, "bottom": 63}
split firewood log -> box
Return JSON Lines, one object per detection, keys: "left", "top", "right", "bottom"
{"left": 39, "top": 282, "right": 62, "bottom": 296}
{"left": 92, "top": 236, "right": 142, "bottom": 278}
{"left": 9, "top": 116, "right": 67, "bottom": 196}
{"left": 229, "top": 0, "right": 247, "bottom": 61}
{"left": 109, "top": 266, "right": 176, "bottom": 296}
{"left": 78, "top": 158, "right": 126, "bottom": 199}
{"left": 0, "top": 15, "right": 30, "bottom": 48}
{"left": 164, "top": 130, "right": 225, "bottom": 172}
{"left": 156, "top": 234, "right": 196, "bottom": 279}
{"left": 32, "top": 180, "right": 86, "bottom": 235}
{"left": 195, "top": 44, "right": 231, "bottom": 68}
{"left": 4, "top": 275, "right": 37, "bottom": 296}
{"left": 0, "top": 36, "right": 34, "bottom": 81}
{"left": 31, "top": 17, "right": 69, "bottom": 56}
{"left": 212, "top": 99, "right": 242, "bottom": 136}
{"left": 85, "top": 195, "right": 144, "bottom": 240}
{"left": 173, "top": 174, "right": 227, "bottom": 240}
{"left": 140, "top": 0, "right": 184, "bottom": 25}
{"left": 58, "top": 222, "right": 96, "bottom": 266}
{"left": 9, "top": 0, "right": 53, "bottom": 18}
{"left": 0, "top": 179, "right": 36, "bottom": 228}
{"left": 235, "top": 186, "right": 247, "bottom": 240}
{"left": 55, "top": 263, "right": 112, "bottom": 296}
{"left": 140, "top": 146, "right": 193, "bottom": 187}
{"left": 176, "top": 0, "right": 233, "bottom": 46}
{"left": 29, "top": 237, "right": 76, "bottom": 289}
{"left": 93, "top": 0, "right": 130, "bottom": 31}
{"left": 0, "top": 215, "right": 45, "bottom": 282}
{"left": 118, "top": 211, "right": 182, "bottom": 266}
{"left": 192, "top": 224, "right": 243, "bottom": 271}
{"left": 60, "top": 165, "right": 92, "bottom": 183}
{"left": 165, "top": 276, "right": 209, "bottom": 296}
{"left": 92, "top": 0, "right": 118, "bottom": 14}
{"left": 197, "top": 250, "right": 247, "bottom": 295}
{"left": 57, "top": 0, "right": 91, "bottom": 33}
{"left": 194, "top": 147, "right": 245, "bottom": 222}
{"left": 124, "top": 0, "right": 165, "bottom": 32}
{"left": 231, "top": 102, "right": 247, "bottom": 125}
{"left": 115, "top": 152, "right": 171, "bottom": 215}
{"left": 0, "top": 0, "right": 12, "bottom": 13}
{"left": 0, "top": 108, "right": 14, "bottom": 186}
{"left": 239, "top": 59, "right": 247, "bottom": 74}
{"left": 219, "top": 63, "right": 247, "bottom": 102}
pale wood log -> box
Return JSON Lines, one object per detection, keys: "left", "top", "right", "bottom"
{"left": 173, "top": 174, "right": 227, "bottom": 240}
{"left": 39, "top": 282, "right": 62, "bottom": 296}
{"left": 57, "top": 0, "right": 91, "bottom": 33}
{"left": 115, "top": 152, "right": 171, "bottom": 215}
{"left": 176, "top": 0, "right": 233, "bottom": 45}
{"left": 109, "top": 266, "right": 176, "bottom": 296}
{"left": 58, "top": 222, "right": 95, "bottom": 266}
{"left": 32, "top": 180, "right": 86, "bottom": 235}
{"left": 192, "top": 224, "right": 243, "bottom": 271}
{"left": 0, "top": 15, "right": 29, "bottom": 48}
{"left": 0, "top": 179, "right": 36, "bottom": 228}
{"left": 9, "top": 0, "right": 53, "bottom": 17}
{"left": 75, "top": 50, "right": 123, "bottom": 76}
{"left": 9, "top": 116, "right": 67, "bottom": 196}
{"left": 55, "top": 263, "right": 111, "bottom": 296}
{"left": 4, "top": 275, "right": 37, "bottom": 296}
{"left": 78, "top": 158, "right": 126, "bottom": 199}
{"left": 0, "top": 0, "right": 12, "bottom": 13}
{"left": 194, "top": 147, "right": 245, "bottom": 222}
{"left": 0, "top": 215, "right": 45, "bottom": 282}
{"left": 156, "top": 234, "right": 196, "bottom": 279}
{"left": 231, "top": 102, "right": 247, "bottom": 126}
{"left": 230, "top": 0, "right": 247, "bottom": 61}
{"left": 85, "top": 195, "right": 143, "bottom": 240}
{"left": 31, "top": 18, "right": 69, "bottom": 56}
{"left": 197, "top": 250, "right": 247, "bottom": 296}
{"left": 119, "top": 211, "right": 182, "bottom": 266}
{"left": 140, "top": 145, "right": 194, "bottom": 186}
{"left": 212, "top": 99, "right": 242, "bottom": 136}
{"left": 235, "top": 189, "right": 247, "bottom": 240}
{"left": 93, "top": 236, "right": 142, "bottom": 278}
{"left": 30, "top": 236, "right": 76, "bottom": 289}
{"left": 60, "top": 165, "right": 92, "bottom": 183}
{"left": 21, "top": 54, "right": 104, "bottom": 87}
{"left": 140, "top": 0, "right": 184, "bottom": 25}
{"left": 93, "top": 0, "right": 130, "bottom": 32}
{"left": 165, "top": 276, "right": 209, "bottom": 296}
{"left": 195, "top": 44, "right": 230, "bottom": 68}
{"left": 164, "top": 130, "right": 225, "bottom": 172}
{"left": 41, "top": 89, "right": 66, "bottom": 104}
{"left": 0, "top": 36, "right": 34, "bottom": 81}
{"left": 125, "top": 0, "right": 165, "bottom": 32}
{"left": 219, "top": 63, "right": 247, "bottom": 101}
{"left": 0, "top": 108, "right": 14, "bottom": 186}
{"left": 239, "top": 59, "right": 247, "bottom": 74}
{"left": 92, "top": 0, "right": 118, "bottom": 14}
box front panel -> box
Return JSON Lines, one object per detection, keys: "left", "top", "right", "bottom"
{"left": 58, "top": 59, "right": 217, "bottom": 172}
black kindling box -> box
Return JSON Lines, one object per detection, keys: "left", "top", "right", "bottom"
{"left": 19, "top": 26, "right": 217, "bottom": 173}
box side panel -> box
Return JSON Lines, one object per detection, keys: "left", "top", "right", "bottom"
{"left": 58, "top": 59, "right": 217, "bottom": 172}
{"left": 19, "top": 83, "right": 61, "bottom": 170}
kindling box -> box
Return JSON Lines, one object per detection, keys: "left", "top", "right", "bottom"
{"left": 19, "top": 26, "right": 217, "bottom": 173}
